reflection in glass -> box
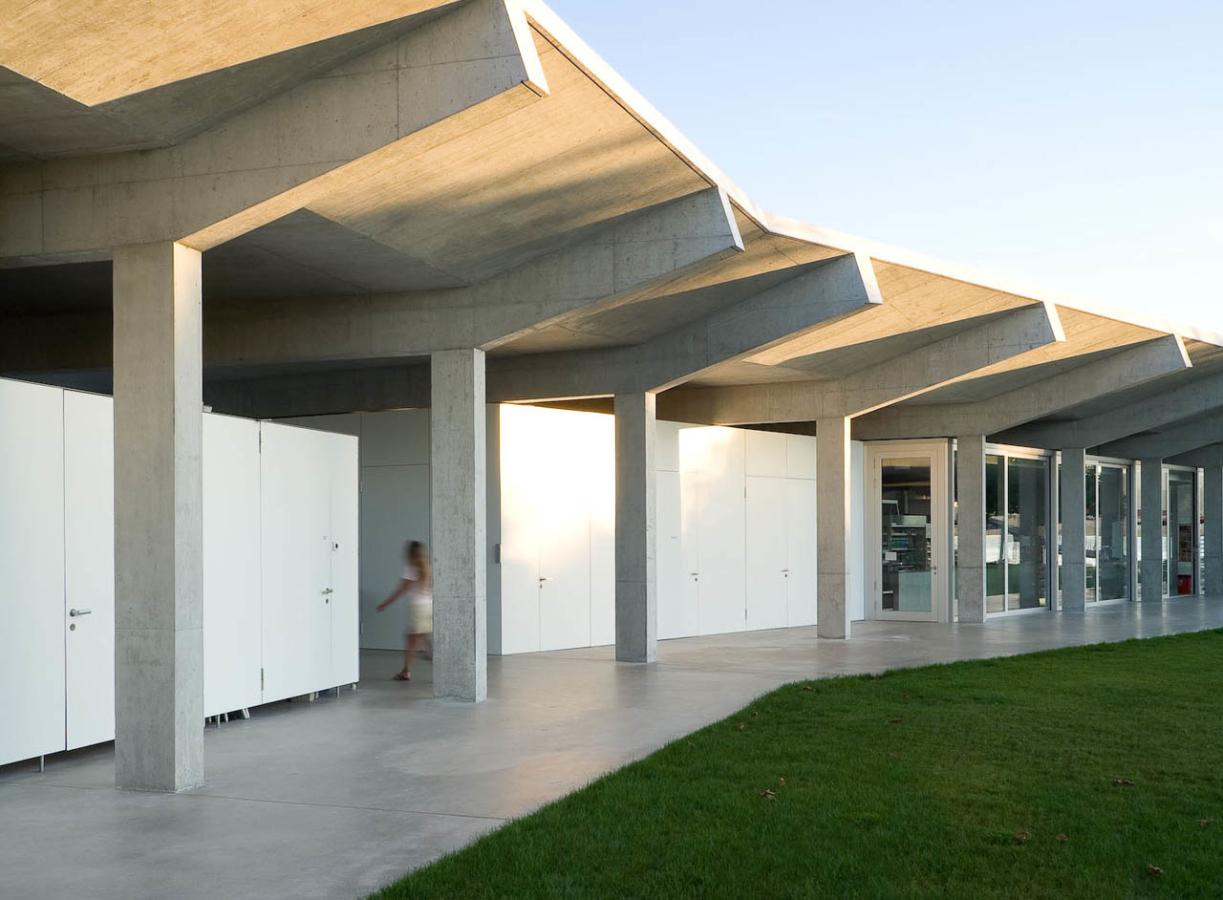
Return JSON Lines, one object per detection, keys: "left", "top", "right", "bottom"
{"left": 1097, "top": 465, "right": 1129, "bottom": 601}
{"left": 881, "top": 459, "right": 932, "bottom": 613}
{"left": 1006, "top": 456, "right": 1049, "bottom": 611}
{"left": 985, "top": 455, "right": 1005, "bottom": 614}
{"left": 1169, "top": 470, "right": 1195, "bottom": 596}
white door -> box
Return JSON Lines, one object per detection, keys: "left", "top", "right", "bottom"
{"left": 678, "top": 437, "right": 704, "bottom": 635}
{"left": 587, "top": 414, "right": 616, "bottom": 647}
{"left": 745, "top": 476, "right": 788, "bottom": 630}
{"left": 328, "top": 434, "right": 360, "bottom": 687}
{"left": 64, "top": 391, "right": 115, "bottom": 750}
{"left": 867, "top": 441, "right": 950, "bottom": 622}
{"left": 696, "top": 429, "right": 747, "bottom": 635}
{"left": 0, "top": 380, "right": 66, "bottom": 766}
{"left": 260, "top": 423, "right": 333, "bottom": 701}
{"left": 537, "top": 428, "right": 592, "bottom": 652}
{"left": 202, "top": 413, "right": 263, "bottom": 718}
{"left": 655, "top": 468, "right": 688, "bottom": 639}
{"left": 498, "top": 407, "right": 543, "bottom": 654}
{"left": 785, "top": 478, "right": 818, "bottom": 626}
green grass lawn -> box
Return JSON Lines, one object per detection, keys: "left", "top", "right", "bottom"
{"left": 373, "top": 631, "right": 1223, "bottom": 899}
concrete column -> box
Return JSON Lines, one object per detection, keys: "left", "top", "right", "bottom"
{"left": 1060, "top": 448, "right": 1087, "bottom": 612}
{"left": 1204, "top": 466, "right": 1223, "bottom": 597}
{"left": 113, "top": 242, "right": 204, "bottom": 792}
{"left": 956, "top": 435, "right": 986, "bottom": 623}
{"left": 816, "top": 416, "right": 851, "bottom": 639}
{"left": 1140, "top": 457, "right": 1164, "bottom": 602}
{"left": 614, "top": 392, "right": 657, "bottom": 662}
{"left": 430, "top": 349, "right": 487, "bottom": 702}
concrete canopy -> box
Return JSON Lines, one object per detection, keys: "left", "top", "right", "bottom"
{"left": 1, "top": 0, "right": 1220, "bottom": 429}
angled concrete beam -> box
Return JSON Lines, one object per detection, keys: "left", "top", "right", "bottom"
{"left": 0, "top": 189, "right": 743, "bottom": 374}
{"left": 655, "top": 303, "right": 1062, "bottom": 425}
{"left": 1096, "top": 408, "right": 1223, "bottom": 460}
{"left": 853, "top": 335, "right": 1191, "bottom": 441}
{"left": 1000, "top": 366, "right": 1223, "bottom": 450}
{"left": 487, "top": 252, "right": 879, "bottom": 401}
{"left": 1, "top": 0, "right": 546, "bottom": 262}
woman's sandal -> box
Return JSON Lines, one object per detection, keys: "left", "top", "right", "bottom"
{"left": 393, "top": 671, "right": 411, "bottom": 681}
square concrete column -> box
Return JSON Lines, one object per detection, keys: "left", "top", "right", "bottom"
{"left": 1140, "top": 457, "right": 1164, "bottom": 602}
{"left": 113, "top": 242, "right": 204, "bottom": 792}
{"left": 430, "top": 349, "right": 487, "bottom": 702}
{"left": 1060, "top": 448, "right": 1087, "bottom": 612}
{"left": 614, "top": 392, "right": 657, "bottom": 663}
{"left": 956, "top": 435, "right": 986, "bottom": 623}
{"left": 817, "top": 416, "right": 851, "bottom": 639}
{"left": 1204, "top": 466, "right": 1223, "bottom": 597}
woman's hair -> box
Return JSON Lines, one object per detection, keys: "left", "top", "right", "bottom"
{"left": 406, "top": 540, "right": 431, "bottom": 584}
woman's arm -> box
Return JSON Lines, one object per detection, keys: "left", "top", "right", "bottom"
{"left": 376, "top": 579, "right": 410, "bottom": 612}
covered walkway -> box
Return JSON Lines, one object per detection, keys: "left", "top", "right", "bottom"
{"left": 2, "top": 597, "right": 1221, "bottom": 900}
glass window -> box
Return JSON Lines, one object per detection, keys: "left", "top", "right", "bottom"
{"left": 880, "top": 459, "right": 933, "bottom": 614}
{"left": 1097, "top": 464, "right": 1129, "bottom": 601}
{"left": 1085, "top": 464, "right": 1098, "bottom": 603}
{"left": 985, "top": 454, "right": 1005, "bottom": 614}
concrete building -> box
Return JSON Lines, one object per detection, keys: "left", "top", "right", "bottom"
{"left": 3, "top": 0, "right": 1223, "bottom": 820}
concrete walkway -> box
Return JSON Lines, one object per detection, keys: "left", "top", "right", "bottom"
{"left": 2, "top": 597, "right": 1221, "bottom": 899}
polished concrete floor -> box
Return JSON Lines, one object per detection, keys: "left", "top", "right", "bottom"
{"left": 3, "top": 597, "right": 1222, "bottom": 899}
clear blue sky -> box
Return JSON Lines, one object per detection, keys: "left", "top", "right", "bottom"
{"left": 549, "top": 0, "right": 1223, "bottom": 328}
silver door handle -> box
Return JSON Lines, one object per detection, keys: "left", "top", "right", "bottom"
{"left": 69, "top": 608, "right": 92, "bottom": 617}
{"left": 321, "top": 588, "right": 333, "bottom": 595}
{"left": 538, "top": 577, "right": 549, "bottom": 584}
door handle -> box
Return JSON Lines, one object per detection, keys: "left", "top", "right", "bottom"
{"left": 321, "top": 588, "right": 333, "bottom": 595}
{"left": 538, "top": 577, "right": 549, "bottom": 584}
{"left": 69, "top": 608, "right": 92, "bottom": 617}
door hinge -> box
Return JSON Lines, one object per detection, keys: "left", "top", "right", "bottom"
{"left": 260, "top": 667, "right": 265, "bottom": 690}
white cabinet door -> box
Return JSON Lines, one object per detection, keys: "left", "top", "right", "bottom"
{"left": 587, "top": 414, "right": 615, "bottom": 648}
{"left": 655, "top": 469, "right": 688, "bottom": 639}
{"left": 328, "top": 434, "right": 360, "bottom": 687}
{"left": 359, "top": 465, "right": 429, "bottom": 651}
{"left": 696, "top": 429, "right": 746, "bottom": 635}
{"left": 64, "top": 391, "right": 115, "bottom": 750}
{"left": 786, "top": 478, "right": 818, "bottom": 626}
{"left": 497, "top": 407, "right": 542, "bottom": 654}
{"left": 260, "top": 423, "right": 333, "bottom": 702}
{"left": 202, "top": 413, "right": 263, "bottom": 718}
{"left": 537, "top": 429, "right": 592, "bottom": 652}
{"left": 746, "top": 476, "right": 788, "bottom": 630}
{"left": 0, "top": 380, "right": 65, "bottom": 766}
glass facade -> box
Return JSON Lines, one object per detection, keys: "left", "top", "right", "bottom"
{"left": 981, "top": 451, "right": 1051, "bottom": 614}
{"left": 1097, "top": 464, "right": 1130, "bottom": 601}
{"left": 1168, "top": 468, "right": 1196, "bottom": 596}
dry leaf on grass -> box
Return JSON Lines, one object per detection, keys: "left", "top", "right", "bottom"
{"left": 1200, "top": 818, "right": 1214, "bottom": 828}
{"left": 1113, "top": 777, "right": 1135, "bottom": 787}
{"left": 760, "top": 789, "right": 777, "bottom": 801}
{"left": 1146, "top": 864, "right": 1163, "bottom": 877}
{"left": 1056, "top": 834, "right": 1069, "bottom": 843}
{"left": 1013, "top": 831, "right": 1031, "bottom": 845}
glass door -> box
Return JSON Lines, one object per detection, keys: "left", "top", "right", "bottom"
{"left": 1168, "top": 468, "right": 1196, "bottom": 596}
{"left": 983, "top": 449, "right": 1053, "bottom": 614}
{"left": 870, "top": 442, "right": 949, "bottom": 622}
{"left": 1097, "top": 463, "right": 1130, "bottom": 601}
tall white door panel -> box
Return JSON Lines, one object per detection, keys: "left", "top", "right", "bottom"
{"left": 202, "top": 413, "right": 263, "bottom": 718}
{"left": 260, "top": 422, "right": 333, "bottom": 702}
{"left": 0, "top": 380, "right": 66, "bottom": 766}
{"left": 63, "top": 391, "right": 115, "bottom": 750}
{"left": 786, "top": 478, "right": 818, "bottom": 626}
{"left": 587, "top": 415, "right": 616, "bottom": 648}
{"left": 497, "top": 406, "right": 543, "bottom": 654}
{"left": 695, "top": 429, "right": 746, "bottom": 635}
{"left": 655, "top": 469, "right": 689, "bottom": 639}
{"left": 745, "top": 476, "right": 788, "bottom": 630}
{"left": 359, "top": 465, "right": 429, "bottom": 651}
{"left": 678, "top": 448, "right": 703, "bottom": 637}
{"left": 328, "top": 434, "right": 360, "bottom": 687}
{"left": 537, "top": 427, "right": 592, "bottom": 652}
